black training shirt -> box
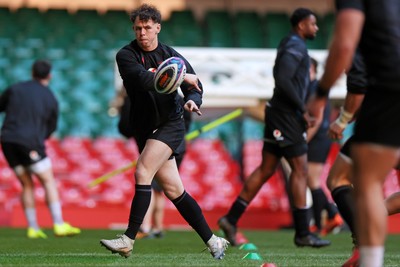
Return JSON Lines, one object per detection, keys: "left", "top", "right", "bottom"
{"left": 116, "top": 41, "right": 203, "bottom": 135}
{"left": 0, "top": 80, "right": 58, "bottom": 149}
{"left": 346, "top": 50, "right": 368, "bottom": 95}
{"left": 269, "top": 32, "right": 310, "bottom": 114}
{"left": 336, "top": 0, "right": 400, "bottom": 92}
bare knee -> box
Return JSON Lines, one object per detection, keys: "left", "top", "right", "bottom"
{"left": 163, "top": 186, "right": 183, "bottom": 200}
{"left": 15, "top": 169, "right": 34, "bottom": 190}
{"left": 326, "top": 172, "right": 351, "bottom": 192}
{"left": 134, "top": 168, "right": 153, "bottom": 185}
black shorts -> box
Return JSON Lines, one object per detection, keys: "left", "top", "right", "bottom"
{"left": 353, "top": 89, "right": 400, "bottom": 147}
{"left": 263, "top": 106, "right": 307, "bottom": 158}
{"left": 340, "top": 135, "right": 355, "bottom": 158}
{"left": 1, "top": 142, "right": 46, "bottom": 168}
{"left": 308, "top": 135, "right": 332, "bottom": 163}
{"left": 151, "top": 180, "right": 163, "bottom": 192}
{"left": 134, "top": 116, "right": 186, "bottom": 159}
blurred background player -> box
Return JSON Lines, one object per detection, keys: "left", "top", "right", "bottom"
{"left": 326, "top": 50, "right": 367, "bottom": 267}
{"left": 307, "top": 1, "right": 400, "bottom": 266}
{"left": 218, "top": 8, "right": 330, "bottom": 248}
{"left": 100, "top": 4, "right": 228, "bottom": 259}
{"left": 306, "top": 57, "right": 343, "bottom": 235}
{"left": 0, "top": 60, "right": 81, "bottom": 239}
{"left": 326, "top": 50, "right": 400, "bottom": 267}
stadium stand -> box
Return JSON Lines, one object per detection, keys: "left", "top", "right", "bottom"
{"left": 2, "top": 6, "right": 370, "bottom": 231}
{"left": 0, "top": 7, "right": 335, "bottom": 140}
{"left": 321, "top": 12, "right": 335, "bottom": 47}
{"left": 263, "top": 12, "right": 291, "bottom": 48}
{"left": 168, "top": 10, "right": 203, "bottom": 46}
{"left": 234, "top": 11, "right": 264, "bottom": 48}
{"left": 203, "top": 10, "right": 234, "bottom": 47}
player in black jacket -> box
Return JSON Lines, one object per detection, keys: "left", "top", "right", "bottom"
{"left": 100, "top": 4, "right": 229, "bottom": 260}
{"left": 218, "top": 8, "right": 330, "bottom": 248}
{"left": 307, "top": 1, "right": 400, "bottom": 266}
{"left": 306, "top": 58, "right": 343, "bottom": 236}
{"left": 0, "top": 60, "right": 80, "bottom": 238}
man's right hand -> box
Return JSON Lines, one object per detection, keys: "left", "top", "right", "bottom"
{"left": 329, "top": 120, "right": 345, "bottom": 140}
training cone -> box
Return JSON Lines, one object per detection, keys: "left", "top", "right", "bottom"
{"left": 239, "top": 243, "right": 258, "bottom": 250}
{"left": 242, "top": 252, "right": 263, "bottom": 260}
{"left": 260, "top": 263, "right": 277, "bottom": 267}
{"left": 236, "top": 231, "right": 249, "bottom": 244}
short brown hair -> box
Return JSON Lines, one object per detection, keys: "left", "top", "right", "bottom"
{"left": 130, "top": 4, "right": 161, "bottom": 24}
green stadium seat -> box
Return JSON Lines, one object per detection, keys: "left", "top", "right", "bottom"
{"left": 13, "top": 47, "right": 35, "bottom": 59}
{"left": 158, "top": 20, "right": 175, "bottom": 45}
{"left": 0, "top": 8, "right": 12, "bottom": 31}
{"left": 15, "top": 7, "right": 41, "bottom": 20}
{"left": 169, "top": 10, "right": 203, "bottom": 46}
{"left": 169, "top": 10, "right": 196, "bottom": 25}
{"left": 264, "top": 12, "right": 291, "bottom": 48}
{"left": 0, "top": 57, "right": 11, "bottom": 68}
{"left": 204, "top": 10, "right": 234, "bottom": 47}
{"left": 321, "top": 13, "right": 335, "bottom": 48}
{"left": 0, "top": 67, "right": 8, "bottom": 89}
{"left": 103, "top": 9, "right": 129, "bottom": 24}
{"left": 46, "top": 9, "right": 71, "bottom": 22}
{"left": 0, "top": 7, "right": 11, "bottom": 18}
{"left": 172, "top": 24, "right": 203, "bottom": 47}
{"left": 234, "top": 11, "right": 264, "bottom": 48}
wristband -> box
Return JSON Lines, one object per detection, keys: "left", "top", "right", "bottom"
{"left": 316, "top": 84, "right": 330, "bottom": 98}
{"left": 334, "top": 107, "right": 354, "bottom": 129}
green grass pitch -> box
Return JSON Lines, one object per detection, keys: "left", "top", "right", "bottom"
{"left": 0, "top": 228, "right": 399, "bottom": 266}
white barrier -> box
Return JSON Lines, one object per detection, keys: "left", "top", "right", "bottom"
{"left": 115, "top": 47, "right": 346, "bottom": 107}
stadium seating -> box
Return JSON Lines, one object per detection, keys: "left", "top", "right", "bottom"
{"left": 264, "top": 12, "right": 291, "bottom": 48}
{"left": 203, "top": 10, "right": 235, "bottom": 47}
{"left": 321, "top": 12, "right": 335, "bottom": 48}
{"left": 0, "top": 8, "right": 335, "bottom": 138}
{"left": 168, "top": 10, "right": 203, "bottom": 47}
{"left": 0, "top": 8, "right": 338, "bottom": 228}
{"left": 0, "top": 136, "right": 291, "bottom": 216}
{"left": 234, "top": 11, "right": 264, "bottom": 48}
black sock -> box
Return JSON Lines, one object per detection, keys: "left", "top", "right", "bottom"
{"left": 293, "top": 208, "right": 310, "bottom": 237}
{"left": 173, "top": 191, "right": 213, "bottom": 243}
{"left": 331, "top": 185, "right": 355, "bottom": 234}
{"left": 325, "top": 202, "right": 339, "bottom": 219}
{"left": 124, "top": 184, "right": 152, "bottom": 239}
{"left": 311, "top": 188, "right": 328, "bottom": 229}
{"left": 225, "top": 196, "right": 248, "bottom": 226}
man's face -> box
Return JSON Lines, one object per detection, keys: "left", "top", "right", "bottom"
{"left": 302, "top": 15, "right": 319, "bottom": 40}
{"left": 133, "top": 17, "right": 160, "bottom": 51}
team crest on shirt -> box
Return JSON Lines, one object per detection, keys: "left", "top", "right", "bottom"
{"left": 273, "top": 129, "right": 284, "bottom": 141}
{"left": 29, "top": 150, "right": 40, "bottom": 161}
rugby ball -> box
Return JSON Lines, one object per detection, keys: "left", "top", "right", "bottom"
{"left": 154, "top": 57, "right": 186, "bottom": 94}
